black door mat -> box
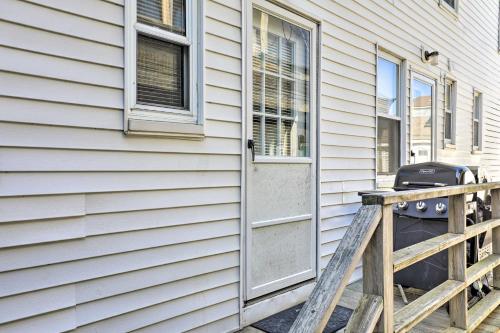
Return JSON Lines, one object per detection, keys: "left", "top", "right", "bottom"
{"left": 251, "top": 303, "right": 353, "bottom": 333}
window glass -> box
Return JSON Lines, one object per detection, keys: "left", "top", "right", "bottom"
{"left": 135, "top": 0, "right": 189, "bottom": 111}
{"left": 444, "top": 81, "right": 455, "bottom": 142}
{"left": 443, "top": 0, "right": 456, "bottom": 9}
{"left": 411, "top": 79, "right": 433, "bottom": 163}
{"left": 377, "top": 117, "right": 400, "bottom": 174}
{"left": 137, "top": 0, "right": 186, "bottom": 35}
{"left": 377, "top": 58, "right": 399, "bottom": 117}
{"left": 473, "top": 92, "right": 482, "bottom": 149}
{"left": 445, "top": 112, "right": 452, "bottom": 140}
{"left": 137, "top": 35, "right": 186, "bottom": 109}
{"left": 376, "top": 55, "right": 400, "bottom": 175}
{"left": 252, "top": 9, "right": 310, "bottom": 157}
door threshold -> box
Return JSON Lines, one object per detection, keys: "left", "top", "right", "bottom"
{"left": 240, "top": 281, "right": 315, "bottom": 327}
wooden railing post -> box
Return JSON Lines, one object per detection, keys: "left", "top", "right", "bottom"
{"left": 362, "top": 204, "right": 393, "bottom": 332}
{"left": 448, "top": 194, "right": 467, "bottom": 329}
{"left": 492, "top": 189, "right": 500, "bottom": 289}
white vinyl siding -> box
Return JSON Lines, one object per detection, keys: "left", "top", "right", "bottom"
{"left": 0, "top": 0, "right": 241, "bottom": 331}
{"left": 0, "top": 0, "right": 499, "bottom": 331}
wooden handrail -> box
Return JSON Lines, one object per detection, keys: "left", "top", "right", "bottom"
{"left": 289, "top": 205, "right": 382, "bottom": 333}
{"left": 361, "top": 181, "right": 500, "bottom": 205}
{"left": 292, "top": 183, "right": 500, "bottom": 333}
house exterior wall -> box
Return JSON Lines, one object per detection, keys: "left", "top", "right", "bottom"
{"left": 0, "top": 0, "right": 498, "bottom": 332}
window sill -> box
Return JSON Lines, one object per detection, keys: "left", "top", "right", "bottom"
{"left": 444, "top": 142, "right": 456, "bottom": 150}
{"left": 471, "top": 149, "right": 483, "bottom": 155}
{"left": 126, "top": 118, "right": 204, "bottom": 140}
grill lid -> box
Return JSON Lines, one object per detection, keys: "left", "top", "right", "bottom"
{"left": 394, "top": 162, "right": 476, "bottom": 190}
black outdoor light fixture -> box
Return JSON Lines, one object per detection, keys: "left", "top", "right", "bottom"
{"left": 422, "top": 48, "right": 440, "bottom": 65}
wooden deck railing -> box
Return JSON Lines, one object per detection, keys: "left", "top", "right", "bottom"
{"left": 291, "top": 182, "right": 500, "bottom": 333}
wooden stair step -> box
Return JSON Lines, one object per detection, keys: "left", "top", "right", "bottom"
{"left": 394, "top": 280, "right": 465, "bottom": 333}
{"left": 393, "top": 233, "right": 465, "bottom": 273}
{"left": 344, "top": 294, "right": 383, "bottom": 333}
{"left": 465, "top": 218, "right": 500, "bottom": 239}
{"left": 466, "top": 254, "right": 500, "bottom": 284}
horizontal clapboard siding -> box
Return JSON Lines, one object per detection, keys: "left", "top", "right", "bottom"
{"left": 0, "top": 0, "right": 242, "bottom": 332}
{"left": 0, "top": 0, "right": 499, "bottom": 331}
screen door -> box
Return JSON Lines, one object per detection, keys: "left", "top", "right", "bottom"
{"left": 244, "top": 0, "right": 317, "bottom": 300}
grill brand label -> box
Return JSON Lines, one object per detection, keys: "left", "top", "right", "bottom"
{"left": 419, "top": 168, "right": 436, "bottom": 175}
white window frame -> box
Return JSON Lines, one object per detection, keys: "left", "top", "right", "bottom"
{"left": 376, "top": 50, "right": 405, "bottom": 176}
{"left": 439, "top": 0, "right": 459, "bottom": 17}
{"left": 472, "top": 90, "right": 483, "bottom": 152}
{"left": 124, "top": 0, "right": 205, "bottom": 138}
{"left": 443, "top": 78, "right": 457, "bottom": 147}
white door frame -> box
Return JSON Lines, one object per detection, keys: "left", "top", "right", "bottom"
{"left": 239, "top": 0, "right": 322, "bottom": 326}
{"left": 409, "top": 71, "right": 438, "bottom": 163}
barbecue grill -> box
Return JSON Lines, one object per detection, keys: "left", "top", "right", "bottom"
{"left": 392, "top": 162, "right": 491, "bottom": 297}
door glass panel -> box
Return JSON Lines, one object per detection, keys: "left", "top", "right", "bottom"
{"left": 252, "top": 9, "right": 310, "bottom": 157}
{"left": 411, "top": 78, "right": 433, "bottom": 163}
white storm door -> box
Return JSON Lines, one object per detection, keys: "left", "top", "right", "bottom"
{"left": 244, "top": 0, "right": 317, "bottom": 301}
{"left": 410, "top": 73, "right": 436, "bottom": 164}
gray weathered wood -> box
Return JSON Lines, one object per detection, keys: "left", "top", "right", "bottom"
{"left": 465, "top": 254, "right": 500, "bottom": 284}
{"left": 362, "top": 204, "right": 393, "bottom": 332}
{"left": 492, "top": 189, "right": 500, "bottom": 289}
{"left": 393, "top": 233, "right": 465, "bottom": 273}
{"left": 344, "top": 294, "right": 383, "bottom": 333}
{"left": 361, "top": 182, "right": 500, "bottom": 205}
{"left": 467, "top": 289, "right": 500, "bottom": 332}
{"left": 289, "top": 205, "right": 382, "bottom": 333}
{"left": 464, "top": 218, "right": 500, "bottom": 239}
{"left": 393, "top": 279, "right": 465, "bottom": 333}
{"left": 448, "top": 194, "right": 468, "bottom": 330}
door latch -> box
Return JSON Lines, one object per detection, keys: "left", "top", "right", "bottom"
{"left": 247, "top": 139, "right": 255, "bottom": 162}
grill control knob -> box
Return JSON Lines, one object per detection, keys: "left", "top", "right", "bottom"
{"left": 435, "top": 202, "right": 447, "bottom": 214}
{"left": 397, "top": 201, "right": 409, "bottom": 210}
{"left": 416, "top": 201, "right": 427, "bottom": 212}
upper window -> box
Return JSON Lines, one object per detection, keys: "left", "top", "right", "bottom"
{"left": 444, "top": 79, "right": 456, "bottom": 144}
{"left": 377, "top": 53, "right": 401, "bottom": 175}
{"left": 472, "top": 91, "right": 483, "bottom": 151}
{"left": 439, "top": 0, "right": 459, "bottom": 16}
{"left": 125, "top": 0, "right": 203, "bottom": 136}
{"left": 251, "top": 8, "right": 313, "bottom": 157}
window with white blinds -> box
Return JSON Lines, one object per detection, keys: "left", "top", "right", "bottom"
{"left": 125, "top": 0, "right": 202, "bottom": 130}
{"left": 252, "top": 9, "right": 310, "bottom": 157}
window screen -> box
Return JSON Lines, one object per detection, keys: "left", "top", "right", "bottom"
{"left": 137, "top": 0, "right": 186, "bottom": 35}
{"left": 137, "top": 34, "right": 186, "bottom": 109}
{"left": 252, "top": 9, "right": 310, "bottom": 157}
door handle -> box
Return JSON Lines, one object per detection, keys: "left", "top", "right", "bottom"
{"left": 247, "top": 139, "right": 255, "bottom": 162}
